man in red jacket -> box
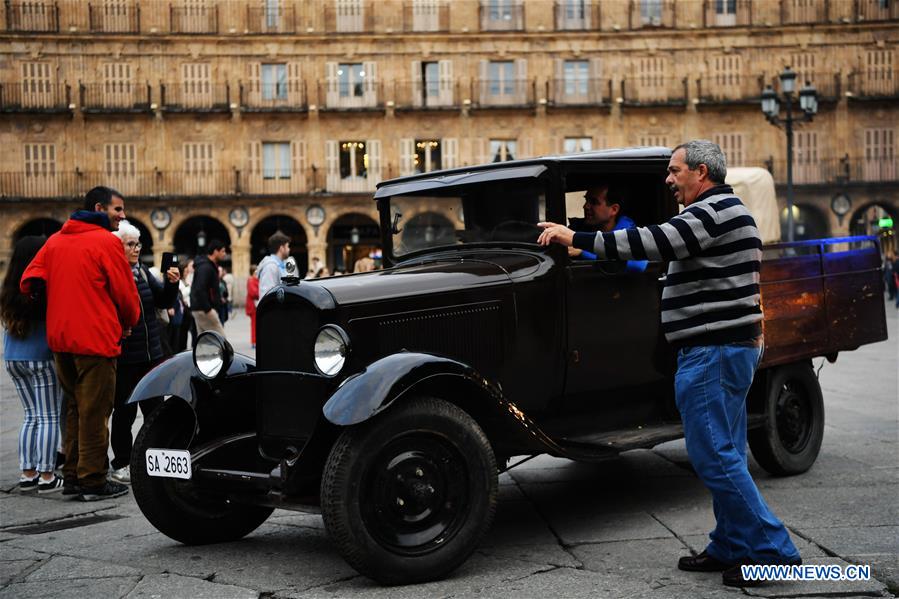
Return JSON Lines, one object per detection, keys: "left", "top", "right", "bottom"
{"left": 21, "top": 186, "right": 140, "bottom": 501}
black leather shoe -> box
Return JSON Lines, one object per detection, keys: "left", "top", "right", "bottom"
{"left": 678, "top": 550, "right": 733, "bottom": 572}
{"left": 722, "top": 558, "right": 802, "bottom": 587}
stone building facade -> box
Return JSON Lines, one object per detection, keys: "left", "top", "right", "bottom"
{"left": 1, "top": 0, "right": 897, "bottom": 291}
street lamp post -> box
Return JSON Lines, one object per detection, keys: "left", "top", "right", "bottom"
{"left": 760, "top": 66, "right": 818, "bottom": 242}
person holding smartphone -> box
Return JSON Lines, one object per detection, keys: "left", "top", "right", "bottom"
{"left": 108, "top": 220, "right": 180, "bottom": 484}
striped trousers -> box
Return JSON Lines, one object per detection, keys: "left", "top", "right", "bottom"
{"left": 5, "top": 360, "right": 63, "bottom": 473}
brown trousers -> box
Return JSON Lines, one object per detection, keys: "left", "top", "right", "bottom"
{"left": 54, "top": 353, "right": 117, "bottom": 488}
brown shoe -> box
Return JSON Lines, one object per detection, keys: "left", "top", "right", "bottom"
{"left": 678, "top": 550, "right": 733, "bottom": 572}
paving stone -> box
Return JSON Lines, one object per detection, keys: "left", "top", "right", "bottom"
{"left": 0, "top": 492, "right": 123, "bottom": 529}
{"left": 742, "top": 556, "right": 887, "bottom": 598}
{"left": 0, "top": 559, "right": 39, "bottom": 586}
{"left": 0, "top": 544, "right": 46, "bottom": 561}
{"left": 797, "top": 526, "right": 899, "bottom": 557}
{"left": 846, "top": 553, "right": 899, "bottom": 596}
{"left": 761, "top": 484, "right": 899, "bottom": 529}
{"left": 0, "top": 576, "right": 139, "bottom": 599}
{"left": 25, "top": 555, "right": 141, "bottom": 581}
{"left": 124, "top": 573, "right": 257, "bottom": 599}
{"left": 681, "top": 534, "right": 829, "bottom": 560}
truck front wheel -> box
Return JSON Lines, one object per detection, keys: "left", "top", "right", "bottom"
{"left": 748, "top": 363, "right": 824, "bottom": 476}
{"left": 320, "top": 396, "right": 497, "bottom": 585}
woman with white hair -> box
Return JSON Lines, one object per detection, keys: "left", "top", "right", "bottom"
{"left": 109, "top": 220, "right": 180, "bottom": 484}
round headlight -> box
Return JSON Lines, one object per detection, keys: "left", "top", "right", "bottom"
{"left": 193, "top": 331, "right": 233, "bottom": 379}
{"left": 314, "top": 325, "right": 349, "bottom": 376}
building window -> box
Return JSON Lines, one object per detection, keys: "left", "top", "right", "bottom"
{"left": 715, "top": 0, "right": 737, "bottom": 25}
{"left": 181, "top": 62, "right": 212, "bottom": 105}
{"left": 336, "top": 0, "right": 364, "bottom": 32}
{"left": 105, "top": 143, "right": 136, "bottom": 176}
{"left": 184, "top": 142, "right": 214, "bottom": 175}
{"left": 264, "top": 0, "right": 280, "bottom": 28}
{"left": 488, "top": 61, "right": 516, "bottom": 97}
{"left": 415, "top": 140, "right": 442, "bottom": 173}
{"left": 557, "top": 0, "right": 589, "bottom": 29}
{"left": 713, "top": 133, "right": 744, "bottom": 167}
{"left": 639, "top": 135, "right": 668, "bottom": 148}
{"left": 793, "top": 131, "right": 818, "bottom": 183}
{"left": 21, "top": 62, "right": 53, "bottom": 106}
{"left": 103, "top": 62, "right": 132, "bottom": 105}
{"left": 711, "top": 55, "right": 742, "bottom": 94}
{"left": 261, "top": 63, "right": 287, "bottom": 100}
{"left": 864, "top": 50, "right": 894, "bottom": 95}
{"left": 564, "top": 138, "right": 592, "bottom": 154}
{"left": 563, "top": 60, "right": 589, "bottom": 96}
{"left": 487, "top": 0, "right": 513, "bottom": 21}
{"left": 340, "top": 141, "right": 368, "bottom": 178}
{"left": 412, "top": 0, "right": 440, "bottom": 31}
{"left": 339, "top": 63, "right": 366, "bottom": 98}
{"left": 421, "top": 61, "right": 440, "bottom": 99}
{"left": 641, "top": 0, "right": 663, "bottom": 25}
{"left": 490, "top": 139, "right": 517, "bottom": 162}
{"left": 864, "top": 128, "right": 896, "bottom": 182}
{"left": 262, "top": 142, "right": 291, "bottom": 179}
{"left": 24, "top": 143, "right": 56, "bottom": 176}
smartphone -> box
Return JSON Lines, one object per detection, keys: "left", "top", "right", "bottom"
{"left": 161, "top": 252, "right": 178, "bottom": 273}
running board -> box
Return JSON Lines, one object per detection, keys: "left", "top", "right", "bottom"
{"left": 558, "top": 422, "right": 684, "bottom": 453}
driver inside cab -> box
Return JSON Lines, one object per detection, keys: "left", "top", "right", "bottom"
{"left": 569, "top": 182, "right": 648, "bottom": 273}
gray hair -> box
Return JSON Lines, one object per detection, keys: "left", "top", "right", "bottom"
{"left": 113, "top": 219, "right": 141, "bottom": 241}
{"left": 673, "top": 140, "right": 727, "bottom": 184}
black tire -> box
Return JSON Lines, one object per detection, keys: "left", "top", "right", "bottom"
{"left": 320, "top": 396, "right": 498, "bottom": 585}
{"left": 131, "top": 399, "right": 273, "bottom": 545}
{"left": 748, "top": 363, "right": 825, "bottom": 476}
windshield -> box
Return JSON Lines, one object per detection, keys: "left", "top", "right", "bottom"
{"left": 388, "top": 177, "right": 547, "bottom": 258}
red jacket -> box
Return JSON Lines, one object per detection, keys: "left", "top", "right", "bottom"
{"left": 20, "top": 215, "right": 141, "bottom": 358}
{"left": 245, "top": 276, "right": 259, "bottom": 316}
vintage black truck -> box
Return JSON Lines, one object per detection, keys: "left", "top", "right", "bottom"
{"left": 128, "top": 148, "right": 888, "bottom": 585}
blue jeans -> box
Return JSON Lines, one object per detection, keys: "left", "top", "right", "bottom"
{"left": 675, "top": 344, "right": 800, "bottom": 565}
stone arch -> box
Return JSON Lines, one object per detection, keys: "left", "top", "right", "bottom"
{"left": 780, "top": 203, "right": 830, "bottom": 241}
{"left": 326, "top": 212, "right": 381, "bottom": 274}
{"left": 249, "top": 214, "right": 309, "bottom": 275}
{"left": 849, "top": 201, "right": 897, "bottom": 254}
{"left": 172, "top": 215, "right": 232, "bottom": 264}
{"left": 12, "top": 218, "right": 63, "bottom": 245}
{"left": 402, "top": 211, "right": 457, "bottom": 252}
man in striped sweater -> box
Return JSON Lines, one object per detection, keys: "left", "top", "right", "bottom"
{"left": 538, "top": 140, "right": 800, "bottom": 587}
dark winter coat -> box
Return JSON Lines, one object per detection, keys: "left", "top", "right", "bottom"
{"left": 119, "top": 264, "right": 178, "bottom": 365}
{"left": 189, "top": 255, "right": 221, "bottom": 313}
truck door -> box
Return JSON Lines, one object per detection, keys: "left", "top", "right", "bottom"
{"left": 563, "top": 260, "right": 670, "bottom": 396}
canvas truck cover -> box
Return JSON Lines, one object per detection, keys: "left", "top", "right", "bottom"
{"left": 726, "top": 167, "right": 781, "bottom": 243}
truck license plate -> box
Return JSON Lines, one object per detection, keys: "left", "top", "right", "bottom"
{"left": 145, "top": 448, "right": 192, "bottom": 480}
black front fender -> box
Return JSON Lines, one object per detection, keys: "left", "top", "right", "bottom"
{"left": 126, "top": 351, "right": 256, "bottom": 406}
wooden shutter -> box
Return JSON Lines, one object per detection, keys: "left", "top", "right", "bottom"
{"left": 247, "top": 62, "right": 261, "bottom": 103}
{"left": 438, "top": 59, "right": 453, "bottom": 105}
{"left": 443, "top": 137, "right": 458, "bottom": 169}
{"left": 288, "top": 62, "right": 301, "bottom": 104}
{"left": 400, "top": 138, "right": 415, "bottom": 176}
{"left": 553, "top": 58, "right": 563, "bottom": 103}
{"left": 515, "top": 58, "right": 528, "bottom": 104}
{"left": 326, "top": 62, "right": 338, "bottom": 107}
{"left": 521, "top": 138, "right": 533, "bottom": 158}
{"left": 326, "top": 140, "right": 339, "bottom": 190}
{"left": 367, "top": 139, "right": 382, "bottom": 185}
{"left": 291, "top": 140, "right": 306, "bottom": 190}
{"left": 363, "top": 61, "right": 377, "bottom": 106}
{"left": 479, "top": 59, "right": 489, "bottom": 103}
{"left": 590, "top": 57, "right": 603, "bottom": 103}
{"left": 410, "top": 60, "right": 422, "bottom": 107}
{"left": 476, "top": 137, "right": 487, "bottom": 164}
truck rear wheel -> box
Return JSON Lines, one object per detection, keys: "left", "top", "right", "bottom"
{"left": 748, "top": 363, "right": 824, "bottom": 476}
{"left": 320, "top": 396, "right": 497, "bottom": 585}
{"left": 131, "top": 399, "right": 273, "bottom": 545}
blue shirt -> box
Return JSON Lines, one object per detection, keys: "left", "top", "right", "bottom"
{"left": 579, "top": 215, "right": 649, "bottom": 273}
{"left": 3, "top": 321, "right": 52, "bottom": 362}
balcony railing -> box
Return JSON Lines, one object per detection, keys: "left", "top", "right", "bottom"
{"left": 325, "top": 174, "right": 380, "bottom": 194}
{"left": 170, "top": 3, "right": 218, "bottom": 33}
{"left": 855, "top": 0, "right": 899, "bottom": 21}
{"left": 240, "top": 81, "right": 307, "bottom": 111}
{"left": 780, "top": 0, "right": 828, "bottom": 24}
{"left": 4, "top": 2, "right": 58, "bottom": 32}
{"left": 621, "top": 76, "right": 687, "bottom": 106}
{"left": 80, "top": 83, "right": 152, "bottom": 112}
{"left": 628, "top": 0, "right": 676, "bottom": 29}
{"left": 402, "top": 1, "right": 449, "bottom": 32}
{"left": 480, "top": 2, "right": 524, "bottom": 31}
{"left": 161, "top": 82, "right": 231, "bottom": 112}
{"left": 703, "top": 0, "right": 751, "bottom": 27}
{"left": 849, "top": 69, "right": 898, "bottom": 99}
{"left": 393, "top": 80, "right": 458, "bottom": 109}
{"left": 0, "top": 82, "right": 71, "bottom": 112}
{"left": 547, "top": 78, "right": 611, "bottom": 106}
{"left": 88, "top": 2, "right": 140, "bottom": 33}
{"left": 554, "top": 1, "right": 601, "bottom": 30}
{"left": 245, "top": 5, "right": 297, "bottom": 33}
{"left": 762, "top": 156, "right": 899, "bottom": 186}
{"left": 0, "top": 169, "right": 318, "bottom": 198}
{"left": 696, "top": 74, "right": 764, "bottom": 104}
{"left": 471, "top": 79, "right": 535, "bottom": 108}
{"left": 320, "top": 82, "right": 383, "bottom": 110}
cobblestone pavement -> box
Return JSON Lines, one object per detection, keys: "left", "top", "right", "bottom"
{"left": 1, "top": 303, "right": 896, "bottom": 598}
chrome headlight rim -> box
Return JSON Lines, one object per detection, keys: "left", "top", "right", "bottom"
{"left": 193, "top": 331, "right": 234, "bottom": 380}
{"left": 313, "top": 325, "right": 350, "bottom": 377}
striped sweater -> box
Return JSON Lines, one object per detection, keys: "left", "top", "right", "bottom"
{"left": 572, "top": 184, "right": 763, "bottom": 346}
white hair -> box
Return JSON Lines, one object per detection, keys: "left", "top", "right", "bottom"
{"left": 113, "top": 219, "right": 141, "bottom": 241}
